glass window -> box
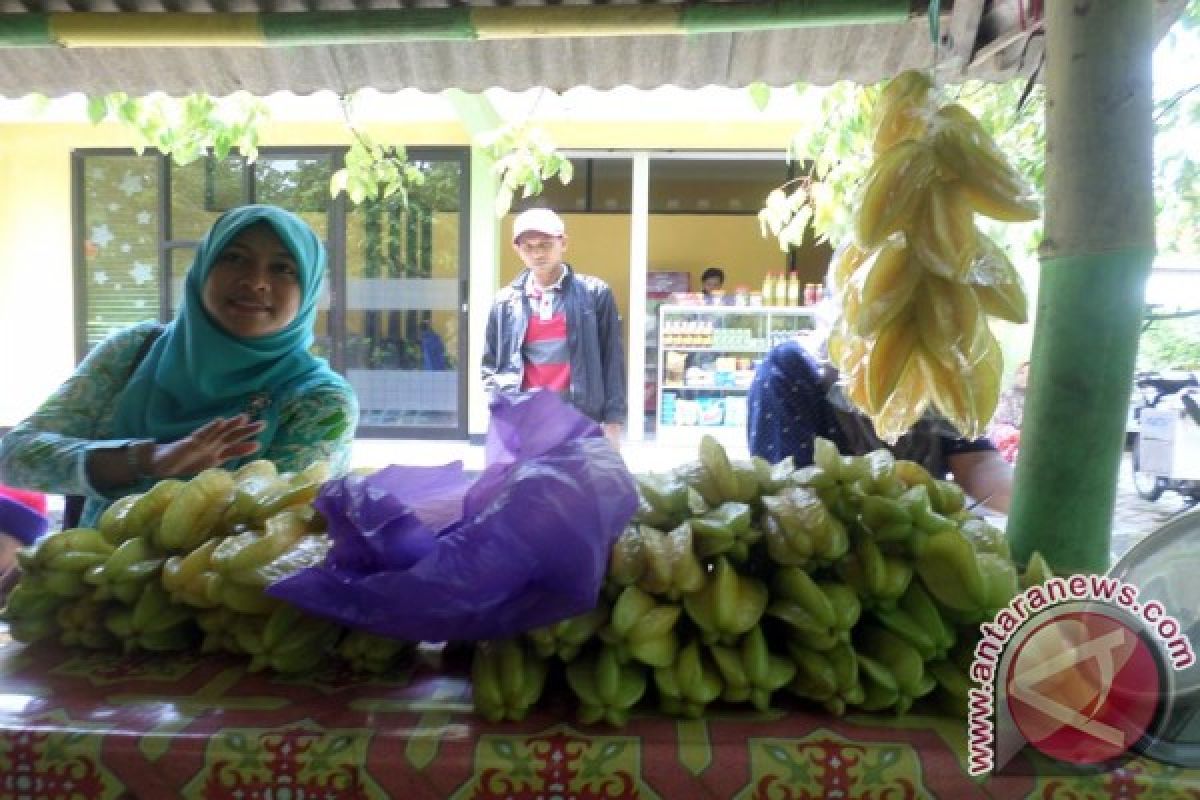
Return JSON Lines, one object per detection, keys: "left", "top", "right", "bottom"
{"left": 255, "top": 156, "right": 332, "bottom": 228}
{"left": 77, "top": 147, "right": 470, "bottom": 438}
{"left": 168, "top": 247, "right": 193, "bottom": 315}
{"left": 648, "top": 159, "right": 787, "bottom": 214}
{"left": 79, "top": 154, "right": 161, "bottom": 349}
{"left": 591, "top": 159, "right": 632, "bottom": 212}
{"left": 511, "top": 156, "right": 588, "bottom": 213}
{"left": 344, "top": 157, "right": 464, "bottom": 432}
{"left": 509, "top": 157, "right": 634, "bottom": 213}
{"left": 171, "top": 155, "right": 246, "bottom": 241}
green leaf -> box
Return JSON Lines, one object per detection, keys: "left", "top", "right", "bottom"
{"left": 212, "top": 134, "right": 231, "bottom": 161}
{"left": 116, "top": 98, "right": 139, "bottom": 125}
{"left": 329, "top": 169, "right": 349, "bottom": 198}
{"left": 748, "top": 81, "right": 772, "bottom": 112}
{"left": 86, "top": 96, "right": 108, "bottom": 124}
{"left": 494, "top": 185, "right": 514, "bottom": 218}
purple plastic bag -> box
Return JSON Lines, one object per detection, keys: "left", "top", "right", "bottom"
{"left": 268, "top": 391, "right": 638, "bottom": 642}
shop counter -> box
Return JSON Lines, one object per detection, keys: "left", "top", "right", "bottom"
{"left": 0, "top": 637, "right": 1197, "bottom": 799}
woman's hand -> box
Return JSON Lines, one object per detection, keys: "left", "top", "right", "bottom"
{"left": 147, "top": 415, "right": 265, "bottom": 479}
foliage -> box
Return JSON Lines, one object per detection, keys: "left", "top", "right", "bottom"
{"left": 1138, "top": 314, "right": 1200, "bottom": 371}
{"left": 330, "top": 132, "right": 426, "bottom": 206}
{"left": 757, "top": 80, "right": 877, "bottom": 252}
{"left": 756, "top": 78, "right": 1045, "bottom": 261}
{"left": 86, "top": 91, "right": 267, "bottom": 165}
{"left": 1153, "top": 0, "right": 1200, "bottom": 257}
{"left": 756, "top": 0, "right": 1197, "bottom": 263}
{"left": 477, "top": 122, "right": 574, "bottom": 217}
{"left": 329, "top": 94, "right": 426, "bottom": 206}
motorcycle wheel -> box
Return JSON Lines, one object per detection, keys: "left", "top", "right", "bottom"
{"left": 1131, "top": 434, "right": 1166, "bottom": 502}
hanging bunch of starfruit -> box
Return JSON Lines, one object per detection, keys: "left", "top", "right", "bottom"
{"left": 828, "top": 70, "right": 1037, "bottom": 442}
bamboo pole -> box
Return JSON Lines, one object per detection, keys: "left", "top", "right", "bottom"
{"left": 1006, "top": 0, "right": 1157, "bottom": 575}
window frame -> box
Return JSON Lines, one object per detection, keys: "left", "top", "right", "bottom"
{"left": 71, "top": 145, "right": 472, "bottom": 440}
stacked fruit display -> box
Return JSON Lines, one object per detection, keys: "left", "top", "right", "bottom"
{"left": 0, "top": 460, "right": 410, "bottom": 675}
{"left": 829, "top": 70, "right": 1038, "bottom": 442}
{"left": 3, "top": 436, "right": 1048, "bottom": 724}
{"left": 471, "top": 435, "right": 1050, "bottom": 724}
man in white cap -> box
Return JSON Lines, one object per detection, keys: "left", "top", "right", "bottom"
{"left": 482, "top": 208, "right": 626, "bottom": 449}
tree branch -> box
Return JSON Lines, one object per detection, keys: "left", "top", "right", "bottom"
{"left": 1154, "top": 83, "right": 1200, "bottom": 123}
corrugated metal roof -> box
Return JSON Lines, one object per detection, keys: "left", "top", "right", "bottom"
{"left": 0, "top": 1, "right": 1185, "bottom": 97}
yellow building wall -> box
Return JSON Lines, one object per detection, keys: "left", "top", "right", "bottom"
{"left": 0, "top": 126, "right": 82, "bottom": 427}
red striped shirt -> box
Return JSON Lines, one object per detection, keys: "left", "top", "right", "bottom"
{"left": 521, "top": 288, "right": 571, "bottom": 392}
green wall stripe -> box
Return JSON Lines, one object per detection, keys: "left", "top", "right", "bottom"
{"left": 261, "top": 9, "right": 476, "bottom": 45}
{"left": 681, "top": 0, "right": 911, "bottom": 33}
{"left": 0, "top": 14, "right": 52, "bottom": 47}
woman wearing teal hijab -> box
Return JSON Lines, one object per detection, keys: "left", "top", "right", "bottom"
{"left": 0, "top": 205, "right": 359, "bottom": 527}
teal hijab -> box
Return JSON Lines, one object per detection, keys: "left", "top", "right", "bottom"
{"left": 112, "top": 205, "right": 346, "bottom": 450}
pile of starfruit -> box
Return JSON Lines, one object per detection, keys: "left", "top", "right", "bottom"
{"left": 1, "top": 460, "right": 411, "bottom": 676}
{"left": 471, "top": 435, "right": 1051, "bottom": 725}
{"left": 829, "top": 69, "right": 1038, "bottom": 442}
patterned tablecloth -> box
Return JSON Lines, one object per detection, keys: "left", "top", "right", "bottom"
{"left": 1, "top": 638, "right": 1198, "bottom": 799}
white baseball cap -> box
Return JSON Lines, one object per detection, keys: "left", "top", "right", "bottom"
{"left": 512, "top": 208, "right": 565, "bottom": 242}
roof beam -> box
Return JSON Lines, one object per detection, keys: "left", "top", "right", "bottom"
{"left": 0, "top": 2, "right": 914, "bottom": 48}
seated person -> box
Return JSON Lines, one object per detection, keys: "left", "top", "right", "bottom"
{"left": 748, "top": 339, "right": 1013, "bottom": 513}
{"left": 989, "top": 360, "right": 1029, "bottom": 464}
{"left": 701, "top": 267, "right": 728, "bottom": 304}
{"left": 0, "top": 205, "right": 359, "bottom": 528}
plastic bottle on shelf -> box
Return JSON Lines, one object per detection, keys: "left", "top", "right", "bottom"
{"left": 786, "top": 271, "right": 800, "bottom": 306}
{"left": 772, "top": 268, "right": 792, "bottom": 307}
{"left": 804, "top": 283, "right": 818, "bottom": 306}
{"left": 761, "top": 272, "right": 774, "bottom": 308}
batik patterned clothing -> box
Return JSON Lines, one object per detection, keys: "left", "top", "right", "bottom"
{"left": 0, "top": 321, "right": 357, "bottom": 527}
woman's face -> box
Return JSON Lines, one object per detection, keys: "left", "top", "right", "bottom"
{"left": 202, "top": 222, "right": 302, "bottom": 339}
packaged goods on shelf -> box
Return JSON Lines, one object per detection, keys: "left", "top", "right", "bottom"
{"left": 676, "top": 398, "right": 699, "bottom": 426}
{"left": 697, "top": 397, "right": 725, "bottom": 426}
{"left": 724, "top": 396, "right": 748, "bottom": 427}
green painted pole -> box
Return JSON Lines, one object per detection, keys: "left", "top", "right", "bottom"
{"left": 0, "top": 14, "right": 49, "bottom": 47}
{"left": 1007, "top": 0, "right": 1156, "bottom": 575}
{"left": 681, "top": 0, "right": 910, "bottom": 32}
{"left": 444, "top": 89, "right": 505, "bottom": 437}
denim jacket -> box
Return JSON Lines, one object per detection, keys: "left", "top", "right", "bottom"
{"left": 481, "top": 266, "right": 627, "bottom": 424}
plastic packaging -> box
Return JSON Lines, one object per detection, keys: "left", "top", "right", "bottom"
{"left": 267, "top": 391, "right": 639, "bottom": 642}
